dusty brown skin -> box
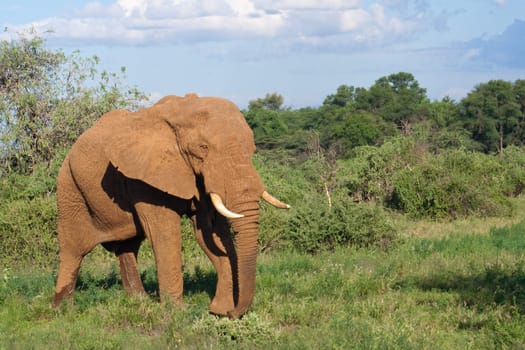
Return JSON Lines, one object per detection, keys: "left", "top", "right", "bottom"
{"left": 53, "top": 94, "right": 287, "bottom": 318}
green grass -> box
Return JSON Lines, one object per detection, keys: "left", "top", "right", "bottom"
{"left": 2, "top": 220, "right": 525, "bottom": 349}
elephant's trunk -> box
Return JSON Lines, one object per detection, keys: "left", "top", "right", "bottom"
{"left": 227, "top": 203, "right": 260, "bottom": 319}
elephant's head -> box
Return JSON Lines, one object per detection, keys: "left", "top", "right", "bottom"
{"left": 108, "top": 93, "right": 288, "bottom": 318}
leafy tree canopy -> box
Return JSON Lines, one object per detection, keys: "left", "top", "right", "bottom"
{"left": 248, "top": 92, "right": 284, "bottom": 111}
{"left": 460, "top": 79, "right": 522, "bottom": 153}
{"left": 0, "top": 32, "right": 147, "bottom": 175}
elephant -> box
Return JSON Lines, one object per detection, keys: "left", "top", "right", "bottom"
{"left": 52, "top": 93, "right": 289, "bottom": 318}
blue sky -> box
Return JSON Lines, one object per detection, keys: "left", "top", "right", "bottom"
{"left": 1, "top": 0, "right": 524, "bottom": 108}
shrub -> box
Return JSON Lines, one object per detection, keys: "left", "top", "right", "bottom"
{"left": 0, "top": 162, "right": 60, "bottom": 202}
{"left": 389, "top": 149, "right": 512, "bottom": 219}
{"left": 0, "top": 162, "right": 60, "bottom": 269}
{"left": 500, "top": 146, "right": 525, "bottom": 196}
{"left": 343, "top": 136, "right": 424, "bottom": 204}
{"left": 255, "top": 150, "right": 397, "bottom": 253}
{"left": 0, "top": 195, "right": 58, "bottom": 269}
{"left": 254, "top": 151, "right": 311, "bottom": 251}
{"left": 343, "top": 137, "right": 517, "bottom": 219}
{"left": 192, "top": 313, "right": 278, "bottom": 346}
{"left": 286, "top": 193, "right": 397, "bottom": 253}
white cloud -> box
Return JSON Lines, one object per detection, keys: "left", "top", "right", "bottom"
{"left": 118, "top": 0, "right": 147, "bottom": 17}
{"left": 227, "top": 0, "right": 257, "bottom": 16}
{"left": 2, "top": 0, "right": 446, "bottom": 51}
{"left": 463, "top": 48, "right": 481, "bottom": 60}
{"left": 259, "top": 0, "right": 360, "bottom": 10}
{"left": 338, "top": 3, "right": 423, "bottom": 45}
{"left": 340, "top": 9, "right": 371, "bottom": 31}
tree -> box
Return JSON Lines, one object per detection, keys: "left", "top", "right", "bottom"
{"left": 460, "top": 80, "right": 521, "bottom": 154}
{"left": 510, "top": 79, "right": 525, "bottom": 147}
{"left": 248, "top": 92, "right": 284, "bottom": 111}
{"left": 0, "top": 32, "right": 147, "bottom": 175}
{"left": 323, "top": 85, "right": 356, "bottom": 107}
{"left": 515, "top": 79, "right": 525, "bottom": 119}
{"left": 427, "top": 96, "right": 459, "bottom": 128}
{"left": 318, "top": 108, "right": 396, "bottom": 157}
{"left": 363, "top": 72, "right": 428, "bottom": 133}
{"left": 244, "top": 108, "right": 288, "bottom": 148}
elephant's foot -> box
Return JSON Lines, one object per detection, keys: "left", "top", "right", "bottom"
{"left": 159, "top": 290, "right": 184, "bottom": 307}
{"left": 124, "top": 286, "right": 147, "bottom": 297}
{"left": 52, "top": 283, "right": 75, "bottom": 308}
{"left": 227, "top": 304, "right": 250, "bottom": 320}
{"left": 209, "top": 304, "right": 247, "bottom": 319}
{"left": 208, "top": 295, "right": 235, "bottom": 317}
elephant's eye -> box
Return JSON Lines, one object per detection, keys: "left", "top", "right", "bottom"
{"left": 188, "top": 143, "right": 209, "bottom": 160}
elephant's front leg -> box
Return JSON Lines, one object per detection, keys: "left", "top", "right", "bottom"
{"left": 192, "top": 214, "right": 237, "bottom": 316}
{"left": 134, "top": 202, "right": 183, "bottom": 304}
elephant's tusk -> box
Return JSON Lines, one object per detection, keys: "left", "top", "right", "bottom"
{"left": 210, "top": 193, "right": 245, "bottom": 219}
{"left": 262, "top": 191, "right": 290, "bottom": 209}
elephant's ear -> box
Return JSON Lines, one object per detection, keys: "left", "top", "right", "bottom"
{"left": 107, "top": 118, "right": 196, "bottom": 199}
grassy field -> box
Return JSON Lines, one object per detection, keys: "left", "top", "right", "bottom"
{"left": 1, "top": 207, "right": 525, "bottom": 349}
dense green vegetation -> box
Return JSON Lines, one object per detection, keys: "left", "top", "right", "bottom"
{"left": 1, "top": 34, "right": 525, "bottom": 348}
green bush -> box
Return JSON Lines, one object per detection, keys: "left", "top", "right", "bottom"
{"left": 0, "top": 195, "right": 58, "bottom": 269}
{"left": 0, "top": 161, "right": 60, "bottom": 202}
{"left": 390, "top": 149, "right": 513, "bottom": 219}
{"left": 255, "top": 150, "right": 397, "bottom": 253}
{"left": 500, "top": 146, "right": 525, "bottom": 196}
{"left": 192, "top": 313, "right": 278, "bottom": 346}
{"left": 343, "top": 137, "right": 517, "bottom": 219}
{"left": 0, "top": 162, "right": 60, "bottom": 269}
{"left": 286, "top": 193, "right": 397, "bottom": 253}
{"left": 254, "top": 150, "right": 311, "bottom": 251}
{"left": 343, "top": 136, "right": 422, "bottom": 204}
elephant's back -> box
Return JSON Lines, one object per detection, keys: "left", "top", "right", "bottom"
{"left": 78, "top": 109, "right": 132, "bottom": 144}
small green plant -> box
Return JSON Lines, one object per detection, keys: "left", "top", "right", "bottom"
{"left": 192, "top": 313, "right": 278, "bottom": 346}
{"left": 1, "top": 267, "right": 10, "bottom": 290}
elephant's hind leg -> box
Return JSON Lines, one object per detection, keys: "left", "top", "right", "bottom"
{"left": 104, "top": 236, "right": 147, "bottom": 296}
{"left": 53, "top": 162, "right": 99, "bottom": 307}
{"left": 118, "top": 252, "right": 146, "bottom": 295}
{"left": 53, "top": 214, "right": 95, "bottom": 307}
{"left": 53, "top": 252, "right": 83, "bottom": 307}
